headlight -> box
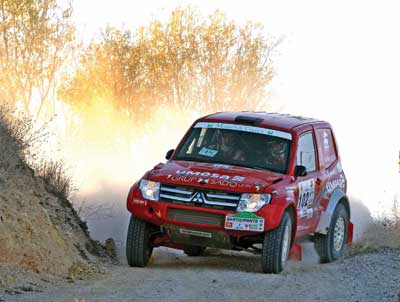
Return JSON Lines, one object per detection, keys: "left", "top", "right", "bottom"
{"left": 237, "top": 194, "right": 271, "bottom": 212}
{"left": 139, "top": 179, "right": 160, "bottom": 201}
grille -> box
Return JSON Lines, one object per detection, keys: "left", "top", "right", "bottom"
{"left": 159, "top": 183, "right": 241, "bottom": 210}
{"left": 168, "top": 208, "right": 225, "bottom": 226}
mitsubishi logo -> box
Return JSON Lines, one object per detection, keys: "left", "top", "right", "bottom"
{"left": 198, "top": 178, "right": 209, "bottom": 184}
{"left": 192, "top": 192, "right": 205, "bottom": 203}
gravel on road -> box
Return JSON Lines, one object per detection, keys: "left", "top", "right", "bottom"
{"left": 4, "top": 245, "right": 400, "bottom": 302}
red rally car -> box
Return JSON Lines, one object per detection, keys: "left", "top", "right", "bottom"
{"left": 126, "top": 112, "right": 353, "bottom": 273}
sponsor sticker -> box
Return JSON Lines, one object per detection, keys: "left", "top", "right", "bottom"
{"left": 225, "top": 212, "right": 264, "bottom": 232}
{"left": 198, "top": 147, "right": 218, "bottom": 157}
{"left": 213, "top": 164, "right": 231, "bottom": 169}
{"left": 194, "top": 122, "right": 292, "bottom": 140}
{"left": 298, "top": 179, "right": 315, "bottom": 218}
{"left": 179, "top": 228, "right": 212, "bottom": 238}
{"left": 133, "top": 198, "right": 147, "bottom": 205}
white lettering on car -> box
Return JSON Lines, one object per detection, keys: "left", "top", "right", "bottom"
{"left": 167, "top": 173, "right": 252, "bottom": 188}
{"left": 167, "top": 175, "right": 196, "bottom": 182}
{"left": 186, "top": 171, "right": 201, "bottom": 176}
{"left": 197, "top": 178, "right": 210, "bottom": 184}
{"left": 133, "top": 198, "right": 147, "bottom": 205}
{"left": 174, "top": 170, "right": 246, "bottom": 182}
{"left": 232, "top": 176, "right": 245, "bottom": 182}
{"left": 210, "top": 179, "right": 238, "bottom": 188}
{"left": 326, "top": 174, "right": 345, "bottom": 194}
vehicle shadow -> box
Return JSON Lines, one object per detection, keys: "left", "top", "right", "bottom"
{"left": 149, "top": 247, "right": 263, "bottom": 273}
{"left": 145, "top": 243, "right": 324, "bottom": 274}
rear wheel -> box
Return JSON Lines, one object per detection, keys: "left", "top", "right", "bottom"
{"left": 126, "top": 215, "right": 153, "bottom": 267}
{"left": 261, "top": 211, "right": 293, "bottom": 274}
{"left": 314, "top": 203, "right": 348, "bottom": 263}
{"left": 183, "top": 245, "right": 206, "bottom": 256}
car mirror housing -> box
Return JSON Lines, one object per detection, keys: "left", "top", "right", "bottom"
{"left": 294, "top": 165, "right": 307, "bottom": 177}
{"left": 165, "top": 149, "right": 174, "bottom": 160}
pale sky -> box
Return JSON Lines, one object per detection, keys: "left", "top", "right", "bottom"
{"left": 70, "top": 0, "right": 400, "bottom": 215}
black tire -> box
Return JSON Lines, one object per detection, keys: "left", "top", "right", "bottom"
{"left": 183, "top": 245, "right": 206, "bottom": 257}
{"left": 126, "top": 215, "right": 153, "bottom": 267}
{"left": 261, "top": 211, "right": 293, "bottom": 274}
{"left": 314, "top": 203, "right": 348, "bottom": 263}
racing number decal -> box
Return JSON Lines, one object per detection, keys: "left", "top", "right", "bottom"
{"left": 298, "top": 179, "right": 315, "bottom": 218}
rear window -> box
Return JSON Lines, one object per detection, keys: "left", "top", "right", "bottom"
{"left": 316, "top": 129, "right": 337, "bottom": 169}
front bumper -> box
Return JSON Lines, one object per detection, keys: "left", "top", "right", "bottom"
{"left": 127, "top": 188, "right": 285, "bottom": 237}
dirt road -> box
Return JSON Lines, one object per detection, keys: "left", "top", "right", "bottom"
{"left": 5, "top": 244, "right": 400, "bottom": 302}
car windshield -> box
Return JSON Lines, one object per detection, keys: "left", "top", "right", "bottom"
{"left": 174, "top": 122, "right": 292, "bottom": 174}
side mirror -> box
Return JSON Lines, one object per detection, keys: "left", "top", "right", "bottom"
{"left": 294, "top": 165, "right": 307, "bottom": 177}
{"left": 165, "top": 149, "right": 174, "bottom": 160}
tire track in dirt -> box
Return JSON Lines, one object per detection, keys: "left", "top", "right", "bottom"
{"left": 6, "top": 246, "right": 400, "bottom": 302}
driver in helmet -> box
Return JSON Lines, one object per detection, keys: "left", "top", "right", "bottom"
{"left": 267, "top": 140, "right": 287, "bottom": 170}
{"left": 210, "top": 130, "right": 245, "bottom": 161}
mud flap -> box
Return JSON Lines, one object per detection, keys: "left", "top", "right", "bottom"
{"left": 346, "top": 221, "right": 354, "bottom": 244}
{"left": 288, "top": 243, "right": 302, "bottom": 261}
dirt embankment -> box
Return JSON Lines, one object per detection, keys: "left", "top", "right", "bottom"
{"left": 0, "top": 110, "right": 110, "bottom": 291}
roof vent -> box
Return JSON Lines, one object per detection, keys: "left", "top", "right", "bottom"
{"left": 234, "top": 115, "right": 263, "bottom": 125}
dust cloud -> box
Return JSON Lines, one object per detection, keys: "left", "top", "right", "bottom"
{"left": 54, "top": 104, "right": 198, "bottom": 248}
{"left": 53, "top": 103, "right": 391, "bottom": 251}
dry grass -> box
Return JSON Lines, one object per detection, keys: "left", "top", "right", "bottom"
{"left": 0, "top": 104, "right": 73, "bottom": 199}
{"left": 31, "top": 159, "right": 74, "bottom": 200}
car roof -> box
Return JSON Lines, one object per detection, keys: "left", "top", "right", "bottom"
{"left": 199, "top": 111, "right": 326, "bottom": 131}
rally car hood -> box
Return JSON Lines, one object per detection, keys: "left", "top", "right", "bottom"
{"left": 145, "top": 160, "right": 286, "bottom": 193}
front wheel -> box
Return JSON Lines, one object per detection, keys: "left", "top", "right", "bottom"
{"left": 261, "top": 211, "right": 293, "bottom": 274}
{"left": 314, "top": 203, "right": 348, "bottom": 263}
{"left": 126, "top": 215, "right": 154, "bottom": 267}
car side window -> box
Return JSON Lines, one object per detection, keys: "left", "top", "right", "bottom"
{"left": 316, "top": 129, "right": 337, "bottom": 169}
{"left": 296, "top": 132, "right": 317, "bottom": 172}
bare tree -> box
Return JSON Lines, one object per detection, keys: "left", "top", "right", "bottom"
{"left": 0, "top": 0, "right": 74, "bottom": 119}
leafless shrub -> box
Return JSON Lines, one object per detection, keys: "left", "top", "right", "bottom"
{"left": 31, "top": 159, "right": 74, "bottom": 200}
{"left": 72, "top": 198, "right": 115, "bottom": 221}
{"left": 0, "top": 104, "right": 73, "bottom": 199}
{"left": 0, "top": 105, "right": 37, "bottom": 168}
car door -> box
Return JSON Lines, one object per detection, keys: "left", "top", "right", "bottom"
{"left": 294, "top": 131, "right": 323, "bottom": 236}
{"left": 314, "top": 126, "right": 344, "bottom": 211}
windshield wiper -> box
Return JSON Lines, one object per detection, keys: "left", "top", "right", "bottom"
{"left": 174, "top": 156, "right": 233, "bottom": 167}
{"left": 174, "top": 157, "right": 283, "bottom": 174}
{"left": 228, "top": 162, "right": 282, "bottom": 174}
{"left": 231, "top": 162, "right": 268, "bottom": 171}
{"left": 249, "top": 165, "right": 282, "bottom": 174}
{"left": 174, "top": 156, "right": 210, "bottom": 163}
